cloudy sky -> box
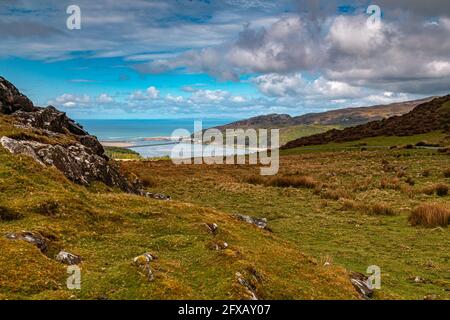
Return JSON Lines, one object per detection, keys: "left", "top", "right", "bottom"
{"left": 1, "top": 0, "right": 449, "bottom": 119}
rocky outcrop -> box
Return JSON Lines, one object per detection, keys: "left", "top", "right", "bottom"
{"left": 0, "top": 76, "right": 145, "bottom": 194}
{"left": 235, "top": 214, "right": 269, "bottom": 230}
{"left": 0, "top": 136, "right": 137, "bottom": 192}
{"left": 0, "top": 77, "right": 36, "bottom": 114}
{"left": 349, "top": 271, "right": 373, "bottom": 300}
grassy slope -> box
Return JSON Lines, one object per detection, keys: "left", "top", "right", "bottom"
{"left": 123, "top": 136, "right": 450, "bottom": 300}
{"left": 104, "top": 146, "right": 142, "bottom": 160}
{"left": 281, "top": 131, "right": 448, "bottom": 155}
{"left": 0, "top": 117, "right": 357, "bottom": 300}
{"left": 279, "top": 125, "right": 341, "bottom": 145}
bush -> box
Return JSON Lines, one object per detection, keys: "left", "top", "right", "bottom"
{"left": 409, "top": 204, "right": 450, "bottom": 227}
{"left": 0, "top": 206, "right": 23, "bottom": 221}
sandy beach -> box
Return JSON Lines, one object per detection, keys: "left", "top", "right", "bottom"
{"left": 100, "top": 141, "right": 135, "bottom": 148}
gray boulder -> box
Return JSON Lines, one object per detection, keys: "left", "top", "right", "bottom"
{"left": 55, "top": 250, "right": 82, "bottom": 265}
{"left": 235, "top": 214, "right": 268, "bottom": 229}
{"left": 1, "top": 136, "right": 136, "bottom": 192}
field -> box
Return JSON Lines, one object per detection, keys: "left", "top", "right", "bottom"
{"left": 122, "top": 136, "right": 450, "bottom": 300}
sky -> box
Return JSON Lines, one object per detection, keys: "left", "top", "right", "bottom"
{"left": 1, "top": 0, "right": 449, "bottom": 119}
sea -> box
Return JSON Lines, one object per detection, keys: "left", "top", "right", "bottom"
{"left": 76, "top": 119, "right": 244, "bottom": 158}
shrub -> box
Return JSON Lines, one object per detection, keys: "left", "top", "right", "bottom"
{"left": 0, "top": 206, "right": 22, "bottom": 221}
{"left": 409, "top": 204, "right": 450, "bottom": 227}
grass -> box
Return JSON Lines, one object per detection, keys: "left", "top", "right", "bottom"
{"left": 1, "top": 115, "right": 449, "bottom": 300}
{"left": 279, "top": 125, "right": 341, "bottom": 145}
{"left": 104, "top": 146, "right": 142, "bottom": 160}
{"left": 409, "top": 204, "right": 450, "bottom": 227}
{"left": 122, "top": 137, "right": 450, "bottom": 299}
{"left": 245, "top": 175, "right": 319, "bottom": 189}
{"left": 281, "top": 131, "right": 448, "bottom": 155}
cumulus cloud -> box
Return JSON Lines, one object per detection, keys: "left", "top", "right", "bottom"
{"left": 51, "top": 93, "right": 91, "bottom": 108}
{"left": 252, "top": 73, "right": 361, "bottom": 99}
{"left": 141, "top": 12, "right": 450, "bottom": 95}
{"left": 97, "top": 93, "right": 114, "bottom": 104}
{"left": 130, "top": 86, "right": 160, "bottom": 100}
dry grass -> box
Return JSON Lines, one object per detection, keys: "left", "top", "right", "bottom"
{"left": 368, "top": 203, "right": 397, "bottom": 216}
{"left": 321, "top": 188, "right": 352, "bottom": 201}
{"left": 409, "top": 204, "right": 450, "bottom": 227}
{"left": 245, "top": 175, "right": 319, "bottom": 189}
{"left": 380, "top": 177, "right": 401, "bottom": 190}
{"left": 420, "top": 183, "right": 449, "bottom": 197}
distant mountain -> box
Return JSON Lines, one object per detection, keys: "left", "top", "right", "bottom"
{"left": 216, "top": 97, "right": 435, "bottom": 131}
{"left": 282, "top": 95, "right": 450, "bottom": 149}
{"left": 292, "top": 97, "right": 435, "bottom": 126}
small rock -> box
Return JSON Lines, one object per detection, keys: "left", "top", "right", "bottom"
{"left": 55, "top": 250, "right": 82, "bottom": 265}
{"left": 235, "top": 272, "right": 258, "bottom": 300}
{"left": 423, "top": 294, "right": 438, "bottom": 300}
{"left": 145, "top": 192, "right": 171, "bottom": 201}
{"left": 209, "top": 241, "right": 229, "bottom": 251}
{"left": 5, "top": 231, "right": 49, "bottom": 252}
{"left": 235, "top": 214, "right": 268, "bottom": 229}
{"left": 133, "top": 253, "right": 157, "bottom": 282}
{"left": 349, "top": 271, "right": 373, "bottom": 300}
{"left": 205, "top": 223, "right": 218, "bottom": 235}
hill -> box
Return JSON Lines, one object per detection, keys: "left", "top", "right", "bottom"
{"left": 216, "top": 97, "right": 434, "bottom": 131}
{"left": 283, "top": 96, "right": 450, "bottom": 150}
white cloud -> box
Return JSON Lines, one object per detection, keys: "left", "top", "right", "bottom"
{"left": 190, "top": 89, "right": 229, "bottom": 103}
{"left": 166, "top": 94, "right": 184, "bottom": 103}
{"left": 146, "top": 86, "right": 160, "bottom": 99}
{"left": 51, "top": 94, "right": 91, "bottom": 108}
{"left": 130, "top": 86, "right": 160, "bottom": 101}
{"left": 97, "top": 93, "right": 114, "bottom": 104}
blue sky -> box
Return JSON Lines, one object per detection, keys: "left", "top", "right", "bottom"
{"left": 1, "top": 0, "right": 449, "bottom": 119}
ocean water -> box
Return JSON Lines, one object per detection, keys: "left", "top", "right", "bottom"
{"left": 77, "top": 119, "right": 232, "bottom": 141}
{"left": 76, "top": 119, "right": 239, "bottom": 158}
